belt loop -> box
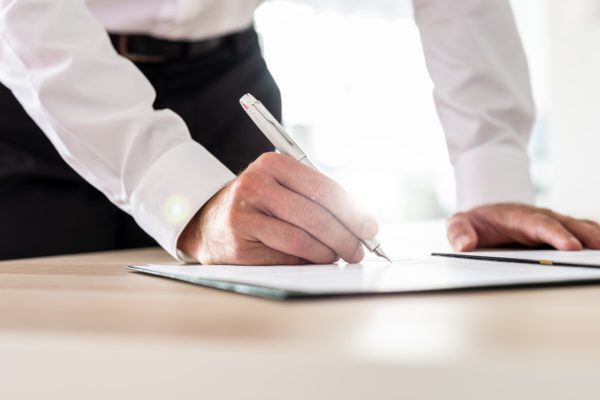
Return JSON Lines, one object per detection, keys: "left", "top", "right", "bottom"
{"left": 118, "top": 34, "right": 129, "bottom": 56}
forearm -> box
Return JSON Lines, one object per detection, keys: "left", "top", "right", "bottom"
{"left": 414, "top": 0, "right": 536, "bottom": 210}
{"left": 0, "top": 0, "right": 235, "bottom": 258}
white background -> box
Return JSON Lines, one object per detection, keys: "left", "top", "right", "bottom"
{"left": 255, "top": 0, "right": 600, "bottom": 222}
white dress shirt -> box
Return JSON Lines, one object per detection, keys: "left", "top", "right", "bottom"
{"left": 0, "top": 0, "right": 535, "bottom": 260}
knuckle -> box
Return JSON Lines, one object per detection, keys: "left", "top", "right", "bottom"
{"left": 585, "top": 220, "right": 600, "bottom": 230}
{"left": 303, "top": 206, "right": 327, "bottom": 231}
{"left": 231, "top": 172, "right": 265, "bottom": 200}
{"left": 447, "top": 212, "right": 469, "bottom": 226}
{"left": 253, "top": 152, "right": 280, "bottom": 169}
{"left": 286, "top": 229, "right": 311, "bottom": 253}
{"left": 535, "top": 213, "right": 557, "bottom": 226}
{"left": 339, "top": 232, "right": 360, "bottom": 255}
{"left": 537, "top": 207, "right": 552, "bottom": 214}
{"left": 566, "top": 217, "right": 587, "bottom": 229}
{"left": 312, "top": 179, "right": 335, "bottom": 202}
{"left": 446, "top": 214, "right": 469, "bottom": 234}
{"left": 230, "top": 174, "right": 251, "bottom": 196}
{"left": 446, "top": 218, "right": 459, "bottom": 230}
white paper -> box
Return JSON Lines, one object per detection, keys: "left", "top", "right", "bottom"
{"left": 129, "top": 256, "right": 600, "bottom": 298}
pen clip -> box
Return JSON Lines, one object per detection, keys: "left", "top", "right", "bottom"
{"left": 253, "top": 104, "right": 297, "bottom": 147}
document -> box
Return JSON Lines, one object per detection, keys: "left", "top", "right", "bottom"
{"left": 129, "top": 253, "right": 600, "bottom": 300}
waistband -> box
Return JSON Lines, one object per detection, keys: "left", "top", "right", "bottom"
{"left": 109, "top": 26, "right": 257, "bottom": 64}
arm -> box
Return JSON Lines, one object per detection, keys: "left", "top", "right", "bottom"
{"left": 414, "top": 0, "right": 600, "bottom": 251}
{"left": 414, "top": 0, "right": 535, "bottom": 210}
{"left": 0, "top": 0, "right": 235, "bottom": 259}
{"left": 0, "top": 0, "right": 378, "bottom": 265}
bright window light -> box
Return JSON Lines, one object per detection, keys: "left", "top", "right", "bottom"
{"left": 255, "top": 0, "right": 548, "bottom": 222}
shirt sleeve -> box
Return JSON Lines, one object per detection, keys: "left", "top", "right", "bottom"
{"left": 413, "top": 0, "right": 536, "bottom": 211}
{"left": 0, "top": 0, "right": 236, "bottom": 259}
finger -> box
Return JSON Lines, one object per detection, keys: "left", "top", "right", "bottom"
{"left": 243, "top": 247, "right": 308, "bottom": 266}
{"left": 260, "top": 185, "right": 363, "bottom": 263}
{"left": 250, "top": 215, "right": 339, "bottom": 264}
{"left": 525, "top": 214, "right": 583, "bottom": 251}
{"left": 557, "top": 218, "right": 600, "bottom": 249}
{"left": 257, "top": 153, "right": 378, "bottom": 240}
{"left": 583, "top": 219, "right": 600, "bottom": 228}
{"left": 446, "top": 213, "right": 478, "bottom": 251}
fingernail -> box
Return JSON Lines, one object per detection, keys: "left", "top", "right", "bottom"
{"left": 455, "top": 235, "right": 471, "bottom": 251}
{"left": 361, "top": 219, "right": 379, "bottom": 239}
{"left": 352, "top": 246, "right": 365, "bottom": 262}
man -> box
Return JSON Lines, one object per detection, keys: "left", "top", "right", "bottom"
{"left": 0, "top": 0, "right": 598, "bottom": 263}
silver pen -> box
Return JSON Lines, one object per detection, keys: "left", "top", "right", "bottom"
{"left": 239, "top": 93, "right": 391, "bottom": 262}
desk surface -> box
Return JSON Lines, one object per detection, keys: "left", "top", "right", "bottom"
{"left": 2, "top": 222, "right": 600, "bottom": 399}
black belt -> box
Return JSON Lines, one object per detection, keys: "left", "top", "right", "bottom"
{"left": 109, "top": 27, "right": 256, "bottom": 63}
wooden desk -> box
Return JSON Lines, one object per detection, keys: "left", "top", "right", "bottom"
{"left": 2, "top": 223, "right": 600, "bottom": 399}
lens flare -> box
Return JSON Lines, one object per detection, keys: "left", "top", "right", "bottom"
{"left": 163, "top": 195, "right": 191, "bottom": 225}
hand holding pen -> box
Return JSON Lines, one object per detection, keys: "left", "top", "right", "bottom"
{"left": 177, "top": 94, "right": 389, "bottom": 265}
{"left": 240, "top": 94, "right": 390, "bottom": 262}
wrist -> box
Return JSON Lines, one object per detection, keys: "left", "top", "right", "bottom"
{"left": 177, "top": 208, "right": 202, "bottom": 262}
{"left": 176, "top": 183, "right": 230, "bottom": 263}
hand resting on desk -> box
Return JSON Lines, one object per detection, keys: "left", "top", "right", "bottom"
{"left": 447, "top": 204, "right": 600, "bottom": 252}
{"left": 177, "top": 152, "right": 379, "bottom": 265}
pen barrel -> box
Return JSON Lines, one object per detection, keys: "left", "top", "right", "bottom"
{"left": 298, "top": 156, "right": 315, "bottom": 169}
{"left": 361, "top": 239, "right": 381, "bottom": 252}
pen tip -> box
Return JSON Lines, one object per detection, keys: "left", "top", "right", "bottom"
{"left": 376, "top": 248, "right": 392, "bottom": 262}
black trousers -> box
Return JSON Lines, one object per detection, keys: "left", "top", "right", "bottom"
{"left": 0, "top": 28, "right": 280, "bottom": 260}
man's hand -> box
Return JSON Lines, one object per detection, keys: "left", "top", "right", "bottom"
{"left": 447, "top": 203, "right": 600, "bottom": 252}
{"left": 178, "top": 153, "right": 379, "bottom": 265}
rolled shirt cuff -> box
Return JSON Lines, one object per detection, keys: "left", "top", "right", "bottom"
{"left": 130, "top": 141, "right": 236, "bottom": 261}
{"left": 454, "top": 144, "right": 535, "bottom": 211}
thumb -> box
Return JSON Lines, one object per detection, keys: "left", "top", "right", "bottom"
{"left": 446, "top": 213, "right": 479, "bottom": 252}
